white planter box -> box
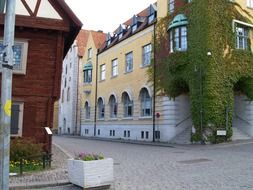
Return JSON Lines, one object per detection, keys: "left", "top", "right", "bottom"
{"left": 67, "top": 158, "right": 114, "bottom": 188}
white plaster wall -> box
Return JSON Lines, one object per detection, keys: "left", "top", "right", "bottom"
{"left": 234, "top": 95, "right": 253, "bottom": 136}
{"left": 58, "top": 42, "right": 79, "bottom": 135}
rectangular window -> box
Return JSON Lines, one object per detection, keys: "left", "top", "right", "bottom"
{"left": 236, "top": 25, "right": 249, "bottom": 50}
{"left": 146, "top": 131, "right": 149, "bottom": 139}
{"left": 100, "top": 64, "right": 106, "bottom": 81}
{"left": 113, "top": 130, "right": 115, "bottom": 136}
{"left": 84, "top": 69, "right": 92, "bottom": 83}
{"left": 247, "top": 0, "right": 253, "bottom": 8}
{"left": 110, "top": 130, "right": 112, "bottom": 136}
{"left": 10, "top": 102, "right": 24, "bottom": 136}
{"left": 141, "top": 131, "right": 144, "bottom": 139}
{"left": 132, "top": 24, "right": 137, "bottom": 33}
{"left": 0, "top": 40, "right": 28, "bottom": 75}
{"left": 124, "top": 130, "right": 127, "bottom": 137}
{"left": 128, "top": 130, "right": 130, "bottom": 137}
{"left": 111, "top": 59, "right": 118, "bottom": 77}
{"left": 98, "top": 129, "right": 100, "bottom": 136}
{"left": 125, "top": 52, "right": 133, "bottom": 72}
{"left": 88, "top": 48, "right": 92, "bottom": 59}
{"left": 155, "top": 131, "right": 160, "bottom": 139}
{"left": 142, "top": 44, "right": 152, "bottom": 66}
{"left": 168, "top": 0, "right": 175, "bottom": 14}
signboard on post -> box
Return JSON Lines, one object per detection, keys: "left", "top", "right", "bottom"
{"left": 217, "top": 130, "right": 227, "bottom": 136}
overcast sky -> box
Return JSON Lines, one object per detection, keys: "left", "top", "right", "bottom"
{"left": 65, "top": 0, "right": 156, "bottom": 33}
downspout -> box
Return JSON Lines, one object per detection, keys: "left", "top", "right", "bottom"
{"left": 75, "top": 51, "right": 80, "bottom": 135}
{"left": 152, "top": 21, "right": 157, "bottom": 142}
{"left": 94, "top": 50, "right": 99, "bottom": 136}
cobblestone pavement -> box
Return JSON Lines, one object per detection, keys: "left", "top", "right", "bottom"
{"left": 9, "top": 143, "right": 70, "bottom": 189}
{"left": 53, "top": 136, "right": 253, "bottom": 190}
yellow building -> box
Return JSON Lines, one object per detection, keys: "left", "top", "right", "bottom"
{"left": 80, "top": 0, "right": 253, "bottom": 143}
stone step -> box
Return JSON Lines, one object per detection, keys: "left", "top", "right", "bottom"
{"left": 170, "top": 126, "right": 192, "bottom": 144}
{"left": 232, "top": 127, "right": 251, "bottom": 141}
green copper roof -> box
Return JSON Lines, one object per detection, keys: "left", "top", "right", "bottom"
{"left": 83, "top": 62, "right": 92, "bottom": 70}
{"left": 168, "top": 14, "right": 188, "bottom": 30}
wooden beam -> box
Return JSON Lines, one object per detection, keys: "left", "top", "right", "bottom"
{"left": 34, "top": 0, "right": 42, "bottom": 17}
{"left": 21, "top": 0, "right": 33, "bottom": 16}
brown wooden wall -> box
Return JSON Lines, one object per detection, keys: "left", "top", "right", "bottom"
{"left": 0, "top": 27, "right": 64, "bottom": 152}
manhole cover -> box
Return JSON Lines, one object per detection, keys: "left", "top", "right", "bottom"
{"left": 178, "top": 158, "right": 211, "bottom": 164}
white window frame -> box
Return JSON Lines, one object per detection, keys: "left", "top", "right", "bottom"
{"left": 169, "top": 26, "right": 188, "bottom": 52}
{"left": 111, "top": 59, "right": 118, "bottom": 77}
{"left": 125, "top": 52, "right": 133, "bottom": 73}
{"left": 100, "top": 64, "right": 106, "bottom": 81}
{"left": 87, "top": 48, "right": 92, "bottom": 59}
{"left": 140, "top": 88, "right": 152, "bottom": 117}
{"left": 247, "top": 0, "right": 253, "bottom": 8}
{"left": 0, "top": 39, "right": 28, "bottom": 75}
{"left": 84, "top": 69, "right": 92, "bottom": 83}
{"left": 142, "top": 44, "right": 152, "bottom": 66}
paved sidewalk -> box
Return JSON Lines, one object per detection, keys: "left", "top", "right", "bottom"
{"left": 9, "top": 143, "right": 71, "bottom": 190}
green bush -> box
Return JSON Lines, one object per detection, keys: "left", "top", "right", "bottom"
{"left": 10, "top": 138, "right": 44, "bottom": 161}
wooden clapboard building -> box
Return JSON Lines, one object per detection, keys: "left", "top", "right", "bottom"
{"left": 0, "top": 0, "right": 82, "bottom": 152}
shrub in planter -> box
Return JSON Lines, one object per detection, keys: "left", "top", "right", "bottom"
{"left": 68, "top": 152, "right": 113, "bottom": 188}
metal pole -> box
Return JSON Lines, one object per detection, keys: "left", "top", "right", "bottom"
{"left": 0, "top": 0, "right": 16, "bottom": 189}
{"left": 152, "top": 22, "right": 156, "bottom": 142}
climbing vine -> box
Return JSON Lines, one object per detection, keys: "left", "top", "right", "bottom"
{"left": 149, "top": 0, "right": 253, "bottom": 143}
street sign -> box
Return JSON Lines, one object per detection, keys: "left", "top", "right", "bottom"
{"left": 217, "top": 130, "right": 227, "bottom": 136}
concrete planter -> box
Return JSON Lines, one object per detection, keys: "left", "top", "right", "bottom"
{"left": 67, "top": 158, "right": 114, "bottom": 188}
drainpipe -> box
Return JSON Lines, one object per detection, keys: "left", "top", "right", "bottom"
{"left": 75, "top": 50, "right": 80, "bottom": 135}
{"left": 152, "top": 21, "right": 157, "bottom": 142}
{"left": 94, "top": 51, "right": 99, "bottom": 136}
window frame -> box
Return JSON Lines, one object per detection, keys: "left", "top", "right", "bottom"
{"left": 98, "top": 98, "right": 105, "bottom": 119}
{"left": 87, "top": 48, "right": 92, "bottom": 59}
{"left": 122, "top": 92, "right": 133, "bottom": 118}
{"left": 84, "top": 69, "right": 92, "bottom": 83}
{"left": 125, "top": 51, "right": 133, "bottom": 73}
{"left": 235, "top": 25, "right": 249, "bottom": 50}
{"left": 0, "top": 39, "right": 28, "bottom": 75}
{"left": 109, "top": 95, "right": 118, "bottom": 118}
{"left": 142, "top": 44, "right": 152, "bottom": 67}
{"left": 168, "top": 0, "right": 175, "bottom": 14}
{"left": 169, "top": 26, "right": 188, "bottom": 52}
{"left": 84, "top": 101, "right": 91, "bottom": 119}
{"left": 140, "top": 88, "right": 152, "bottom": 117}
{"left": 111, "top": 59, "right": 118, "bottom": 77}
{"left": 100, "top": 64, "right": 106, "bottom": 81}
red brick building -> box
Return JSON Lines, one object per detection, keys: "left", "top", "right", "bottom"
{"left": 0, "top": 0, "right": 82, "bottom": 152}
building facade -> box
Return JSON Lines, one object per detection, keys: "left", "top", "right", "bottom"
{"left": 80, "top": 0, "right": 253, "bottom": 143}
{"left": 0, "top": 0, "right": 82, "bottom": 151}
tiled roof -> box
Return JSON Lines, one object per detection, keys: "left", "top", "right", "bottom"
{"left": 124, "top": 7, "right": 149, "bottom": 26}
{"left": 91, "top": 31, "right": 107, "bottom": 49}
{"left": 76, "top": 29, "right": 89, "bottom": 57}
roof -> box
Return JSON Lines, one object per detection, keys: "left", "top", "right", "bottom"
{"left": 52, "top": 0, "right": 83, "bottom": 57}
{"left": 91, "top": 31, "right": 107, "bottom": 49}
{"left": 168, "top": 14, "right": 188, "bottom": 30}
{"left": 76, "top": 30, "right": 89, "bottom": 57}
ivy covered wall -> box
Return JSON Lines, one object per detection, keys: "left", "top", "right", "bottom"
{"left": 150, "top": 0, "right": 253, "bottom": 143}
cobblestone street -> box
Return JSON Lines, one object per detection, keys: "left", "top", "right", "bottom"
{"left": 51, "top": 136, "right": 253, "bottom": 190}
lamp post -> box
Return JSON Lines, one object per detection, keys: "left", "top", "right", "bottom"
{"left": 0, "top": 0, "right": 16, "bottom": 189}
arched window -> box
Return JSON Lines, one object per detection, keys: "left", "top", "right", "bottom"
{"left": 85, "top": 101, "right": 90, "bottom": 119}
{"left": 98, "top": 98, "right": 105, "bottom": 119}
{"left": 168, "top": 14, "right": 188, "bottom": 52}
{"left": 109, "top": 95, "right": 117, "bottom": 118}
{"left": 122, "top": 92, "right": 133, "bottom": 118}
{"left": 140, "top": 88, "right": 152, "bottom": 117}
{"left": 67, "top": 87, "right": 70, "bottom": 101}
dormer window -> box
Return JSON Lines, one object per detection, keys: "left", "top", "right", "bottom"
{"left": 119, "top": 33, "right": 123, "bottom": 39}
{"left": 168, "top": 14, "right": 188, "bottom": 52}
{"left": 106, "top": 33, "right": 111, "bottom": 46}
{"left": 132, "top": 24, "right": 137, "bottom": 33}
{"left": 116, "top": 25, "right": 125, "bottom": 39}
{"left": 148, "top": 4, "right": 156, "bottom": 24}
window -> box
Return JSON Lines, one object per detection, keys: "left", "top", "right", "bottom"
{"left": 84, "top": 69, "right": 92, "bottom": 83}
{"left": 113, "top": 130, "right": 115, "bottom": 136}
{"left": 110, "top": 130, "right": 112, "bottom": 136}
{"left": 128, "top": 130, "right": 130, "bottom": 137}
{"left": 125, "top": 52, "right": 133, "bottom": 72}
{"left": 148, "top": 14, "right": 155, "bottom": 24}
{"left": 247, "top": 0, "right": 253, "bottom": 8}
{"left": 140, "top": 88, "right": 152, "bottom": 117}
{"left": 0, "top": 40, "right": 28, "bottom": 74}
{"left": 98, "top": 97, "right": 105, "bottom": 119}
{"left": 10, "top": 102, "right": 24, "bottom": 136}
{"left": 122, "top": 92, "right": 133, "bottom": 118}
{"left": 85, "top": 129, "right": 89, "bottom": 134}
{"left": 141, "top": 131, "right": 144, "bottom": 139}
{"left": 236, "top": 25, "right": 249, "bottom": 50}
{"left": 88, "top": 48, "right": 92, "bottom": 59}
{"left": 142, "top": 44, "right": 152, "bottom": 66}
{"left": 124, "top": 130, "right": 127, "bottom": 137}
{"left": 61, "top": 90, "right": 64, "bottom": 103}
{"left": 169, "top": 26, "right": 187, "bottom": 52}
{"left": 100, "top": 64, "right": 106, "bottom": 81}
{"left": 155, "top": 131, "right": 160, "bottom": 139}
{"left": 132, "top": 24, "right": 137, "bottom": 33}
{"left": 67, "top": 87, "right": 70, "bottom": 101}
{"left": 168, "top": 0, "right": 175, "bottom": 14}
{"left": 111, "top": 59, "right": 118, "bottom": 77}
{"left": 119, "top": 33, "right": 123, "bottom": 39}
{"left": 146, "top": 131, "right": 149, "bottom": 139}
{"left": 65, "top": 65, "right": 67, "bottom": 74}
{"left": 109, "top": 95, "right": 117, "bottom": 118}
{"left": 98, "top": 129, "right": 100, "bottom": 136}
{"left": 85, "top": 101, "right": 90, "bottom": 119}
